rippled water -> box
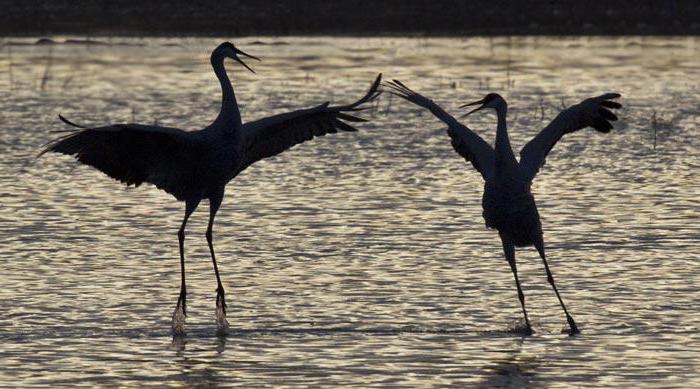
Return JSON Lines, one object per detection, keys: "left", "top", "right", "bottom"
{"left": 1, "top": 37, "right": 699, "bottom": 387}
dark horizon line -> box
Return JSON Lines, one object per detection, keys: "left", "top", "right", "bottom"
{"left": 2, "top": 0, "right": 699, "bottom": 37}
{"left": 2, "top": 31, "right": 700, "bottom": 39}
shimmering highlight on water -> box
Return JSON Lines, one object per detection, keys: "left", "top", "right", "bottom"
{"left": 1, "top": 36, "right": 699, "bottom": 387}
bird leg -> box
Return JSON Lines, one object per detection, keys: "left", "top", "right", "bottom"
{"left": 208, "top": 227, "right": 229, "bottom": 334}
{"left": 501, "top": 234, "right": 533, "bottom": 335}
{"left": 172, "top": 199, "right": 200, "bottom": 337}
{"left": 207, "top": 191, "right": 229, "bottom": 334}
{"left": 534, "top": 241, "right": 579, "bottom": 335}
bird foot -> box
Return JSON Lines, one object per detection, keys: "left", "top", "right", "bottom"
{"left": 512, "top": 324, "right": 534, "bottom": 336}
{"left": 172, "top": 302, "right": 187, "bottom": 337}
{"left": 507, "top": 318, "right": 534, "bottom": 336}
{"left": 215, "top": 288, "right": 229, "bottom": 335}
{"left": 563, "top": 315, "right": 580, "bottom": 336}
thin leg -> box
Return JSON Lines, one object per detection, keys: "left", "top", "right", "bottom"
{"left": 206, "top": 189, "right": 229, "bottom": 333}
{"left": 173, "top": 198, "right": 200, "bottom": 335}
{"left": 534, "top": 238, "right": 579, "bottom": 335}
{"left": 500, "top": 233, "right": 532, "bottom": 334}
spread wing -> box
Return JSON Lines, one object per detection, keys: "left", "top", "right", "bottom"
{"left": 239, "top": 74, "right": 381, "bottom": 172}
{"left": 385, "top": 80, "right": 495, "bottom": 180}
{"left": 39, "top": 116, "right": 206, "bottom": 201}
{"left": 519, "top": 93, "right": 622, "bottom": 181}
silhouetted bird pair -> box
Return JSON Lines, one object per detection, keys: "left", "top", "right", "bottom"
{"left": 40, "top": 42, "right": 622, "bottom": 336}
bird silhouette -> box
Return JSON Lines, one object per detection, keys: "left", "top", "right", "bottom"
{"left": 386, "top": 80, "right": 621, "bottom": 335}
{"left": 39, "top": 42, "right": 382, "bottom": 336}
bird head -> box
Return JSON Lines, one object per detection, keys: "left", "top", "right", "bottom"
{"left": 216, "top": 42, "right": 261, "bottom": 73}
{"left": 460, "top": 93, "right": 506, "bottom": 117}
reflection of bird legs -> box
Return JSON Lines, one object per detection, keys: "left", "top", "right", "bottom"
{"left": 476, "top": 338, "right": 539, "bottom": 388}
{"left": 215, "top": 331, "right": 228, "bottom": 354}
{"left": 171, "top": 334, "right": 187, "bottom": 355}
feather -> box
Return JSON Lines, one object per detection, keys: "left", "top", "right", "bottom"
{"left": 40, "top": 122, "right": 206, "bottom": 201}
{"left": 519, "top": 93, "right": 622, "bottom": 180}
{"left": 385, "top": 80, "right": 495, "bottom": 180}
{"left": 239, "top": 74, "right": 381, "bottom": 171}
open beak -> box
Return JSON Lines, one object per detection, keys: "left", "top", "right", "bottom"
{"left": 460, "top": 98, "right": 486, "bottom": 117}
{"left": 233, "top": 49, "right": 261, "bottom": 74}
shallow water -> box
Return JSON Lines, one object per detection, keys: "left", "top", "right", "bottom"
{"left": 1, "top": 36, "right": 699, "bottom": 387}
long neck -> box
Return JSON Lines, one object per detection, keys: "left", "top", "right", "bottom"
{"left": 211, "top": 53, "right": 242, "bottom": 128}
{"left": 494, "top": 103, "right": 518, "bottom": 172}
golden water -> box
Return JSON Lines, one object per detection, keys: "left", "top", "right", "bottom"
{"left": 1, "top": 37, "right": 699, "bottom": 386}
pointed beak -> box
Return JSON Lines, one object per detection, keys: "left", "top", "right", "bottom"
{"left": 460, "top": 99, "right": 485, "bottom": 117}
{"left": 233, "top": 49, "right": 261, "bottom": 74}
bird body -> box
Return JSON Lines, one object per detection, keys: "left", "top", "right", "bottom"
{"left": 482, "top": 181, "right": 541, "bottom": 247}
{"left": 482, "top": 101, "right": 543, "bottom": 246}
{"left": 41, "top": 42, "right": 381, "bottom": 335}
{"left": 387, "top": 81, "right": 622, "bottom": 335}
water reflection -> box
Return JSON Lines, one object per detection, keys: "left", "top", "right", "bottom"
{"left": 1, "top": 36, "right": 699, "bottom": 386}
{"left": 476, "top": 338, "right": 539, "bottom": 388}
{"left": 170, "top": 336, "right": 187, "bottom": 355}
{"left": 215, "top": 335, "right": 227, "bottom": 354}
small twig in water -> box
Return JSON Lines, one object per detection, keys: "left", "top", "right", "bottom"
{"left": 539, "top": 97, "right": 545, "bottom": 121}
{"left": 651, "top": 111, "right": 657, "bottom": 150}
{"left": 62, "top": 75, "right": 73, "bottom": 90}
{"left": 7, "top": 44, "right": 14, "bottom": 93}
{"left": 40, "top": 46, "right": 53, "bottom": 92}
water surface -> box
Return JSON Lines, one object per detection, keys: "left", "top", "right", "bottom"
{"left": 1, "top": 37, "right": 699, "bottom": 387}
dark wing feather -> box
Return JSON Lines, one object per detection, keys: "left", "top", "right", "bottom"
{"left": 519, "top": 93, "right": 622, "bottom": 181}
{"left": 39, "top": 120, "right": 206, "bottom": 201}
{"left": 239, "top": 74, "right": 381, "bottom": 171}
{"left": 446, "top": 126, "right": 488, "bottom": 175}
{"left": 385, "top": 80, "right": 495, "bottom": 180}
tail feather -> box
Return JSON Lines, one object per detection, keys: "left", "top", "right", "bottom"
{"left": 338, "top": 73, "right": 382, "bottom": 111}
{"left": 37, "top": 115, "right": 90, "bottom": 158}
{"left": 58, "top": 114, "right": 88, "bottom": 129}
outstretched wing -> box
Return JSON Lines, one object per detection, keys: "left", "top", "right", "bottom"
{"left": 519, "top": 93, "right": 622, "bottom": 181}
{"left": 39, "top": 117, "right": 206, "bottom": 201}
{"left": 239, "top": 74, "right": 382, "bottom": 172}
{"left": 385, "top": 80, "right": 494, "bottom": 180}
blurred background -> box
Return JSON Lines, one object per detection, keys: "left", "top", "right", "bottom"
{"left": 1, "top": 0, "right": 697, "bottom": 36}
